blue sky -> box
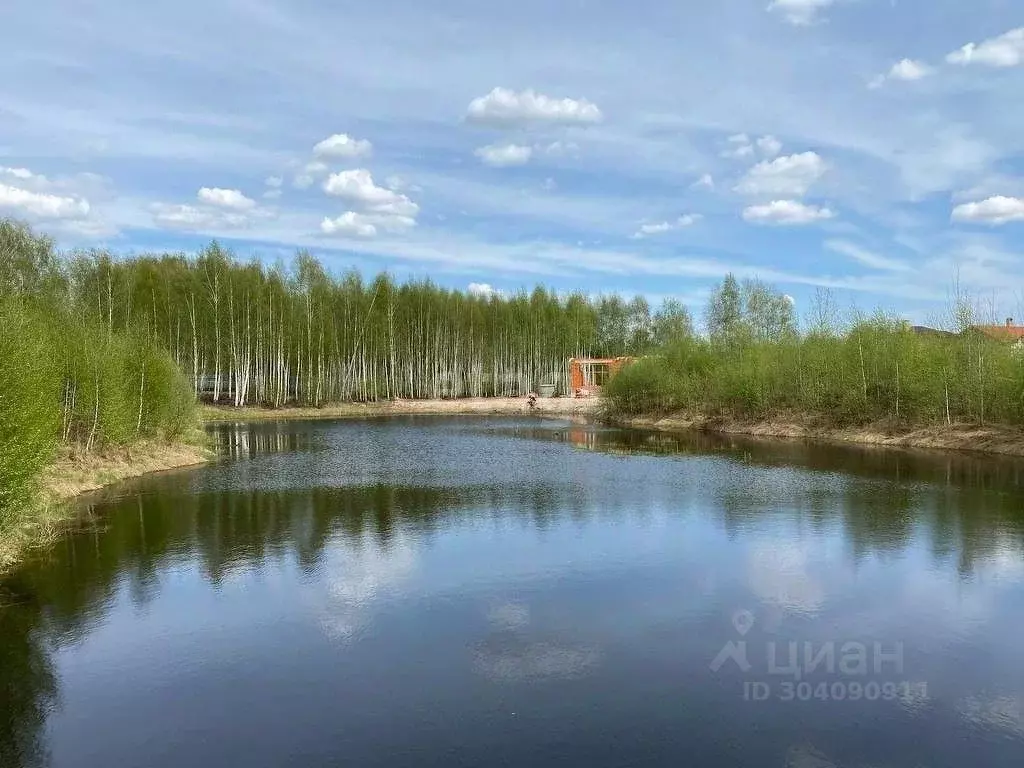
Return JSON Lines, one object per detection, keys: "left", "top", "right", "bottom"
{"left": 3, "top": 0, "right": 1024, "bottom": 323}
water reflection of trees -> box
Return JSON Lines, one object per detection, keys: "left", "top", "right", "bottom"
{"left": 0, "top": 577, "right": 57, "bottom": 768}
{"left": 2, "top": 423, "right": 1024, "bottom": 763}
{"left": 537, "top": 423, "right": 1024, "bottom": 573}
{"left": 210, "top": 422, "right": 316, "bottom": 459}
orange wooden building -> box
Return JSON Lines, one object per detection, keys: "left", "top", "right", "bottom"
{"left": 568, "top": 357, "right": 634, "bottom": 397}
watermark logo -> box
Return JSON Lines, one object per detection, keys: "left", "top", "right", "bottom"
{"left": 710, "top": 608, "right": 928, "bottom": 703}
{"left": 709, "top": 610, "right": 755, "bottom": 673}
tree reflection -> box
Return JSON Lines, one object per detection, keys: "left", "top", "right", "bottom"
{"left": 1, "top": 421, "right": 1023, "bottom": 762}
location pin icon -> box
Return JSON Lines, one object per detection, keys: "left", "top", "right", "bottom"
{"left": 732, "top": 609, "right": 754, "bottom": 636}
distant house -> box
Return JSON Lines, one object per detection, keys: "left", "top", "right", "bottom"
{"left": 972, "top": 318, "right": 1024, "bottom": 351}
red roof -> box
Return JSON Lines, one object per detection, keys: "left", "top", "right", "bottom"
{"left": 975, "top": 325, "right": 1024, "bottom": 341}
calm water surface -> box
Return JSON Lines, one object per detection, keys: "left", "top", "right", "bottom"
{"left": 2, "top": 417, "right": 1024, "bottom": 767}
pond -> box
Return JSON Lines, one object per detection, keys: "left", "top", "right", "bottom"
{"left": 2, "top": 417, "right": 1023, "bottom": 767}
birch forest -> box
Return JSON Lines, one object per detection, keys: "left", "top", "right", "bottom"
{"left": 45, "top": 236, "right": 682, "bottom": 405}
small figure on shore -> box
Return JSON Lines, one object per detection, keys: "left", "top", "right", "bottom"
{"left": 527, "top": 392, "right": 538, "bottom": 410}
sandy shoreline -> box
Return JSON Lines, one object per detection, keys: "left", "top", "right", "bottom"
{"left": 201, "top": 396, "right": 601, "bottom": 422}
{"left": 615, "top": 413, "right": 1024, "bottom": 458}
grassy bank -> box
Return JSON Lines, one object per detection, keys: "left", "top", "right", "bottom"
{"left": 1, "top": 437, "right": 213, "bottom": 573}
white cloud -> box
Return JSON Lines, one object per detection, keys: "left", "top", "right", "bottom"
{"left": 0, "top": 166, "right": 42, "bottom": 182}
{"left": 634, "top": 221, "right": 673, "bottom": 237}
{"left": 721, "top": 134, "right": 755, "bottom": 159}
{"left": 468, "top": 282, "right": 501, "bottom": 298}
{"left": 263, "top": 189, "right": 282, "bottom": 200}
{"left": 824, "top": 239, "right": 910, "bottom": 271}
{"left": 322, "top": 169, "right": 420, "bottom": 218}
{"left": 151, "top": 202, "right": 249, "bottom": 230}
{"left": 756, "top": 135, "right": 783, "bottom": 157}
{"left": 692, "top": 173, "right": 715, "bottom": 189}
{"left": 197, "top": 186, "right": 256, "bottom": 210}
{"left": 870, "top": 59, "right": 934, "bottom": 88}
{"left": 320, "top": 211, "right": 378, "bottom": 238}
{"left": 889, "top": 58, "right": 933, "bottom": 81}
{"left": 632, "top": 214, "right": 702, "bottom": 238}
{"left": 947, "top": 28, "right": 1024, "bottom": 68}
{"left": 293, "top": 160, "right": 330, "bottom": 189}
{"left": 312, "top": 133, "right": 373, "bottom": 159}
{"left": 952, "top": 196, "right": 1024, "bottom": 225}
{"left": 735, "top": 151, "right": 827, "bottom": 197}
{"left": 767, "top": 0, "right": 834, "bottom": 26}
{"left": 743, "top": 200, "right": 834, "bottom": 225}
{"left": 264, "top": 176, "right": 283, "bottom": 188}
{"left": 474, "top": 143, "right": 533, "bottom": 167}
{"left": 466, "top": 87, "right": 603, "bottom": 127}
{"left": 0, "top": 182, "right": 90, "bottom": 219}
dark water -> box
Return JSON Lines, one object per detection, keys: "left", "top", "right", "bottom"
{"left": 3, "top": 418, "right": 1024, "bottom": 768}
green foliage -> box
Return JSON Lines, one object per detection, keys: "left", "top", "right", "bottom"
{"left": 0, "top": 301, "right": 61, "bottom": 519}
{"left": 606, "top": 307, "right": 1024, "bottom": 428}
{"left": 0, "top": 222, "right": 197, "bottom": 527}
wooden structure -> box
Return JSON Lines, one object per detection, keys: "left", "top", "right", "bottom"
{"left": 568, "top": 357, "right": 634, "bottom": 398}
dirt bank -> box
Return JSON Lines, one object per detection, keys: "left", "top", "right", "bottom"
{"left": 1, "top": 440, "right": 214, "bottom": 574}
{"left": 202, "top": 397, "right": 600, "bottom": 422}
{"left": 616, "top": 412, "right": 1024, "bottom": 458}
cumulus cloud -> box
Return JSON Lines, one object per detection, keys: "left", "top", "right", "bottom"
{"left": 320, "top": 211, "right": 379, "bottom": 238}
{"left": 734, "top": 151, "right": 827, "bottom": 197}
{"left": 152, "top": 186, "right": 271, "bottom": 231}
{"left": 952, "top": 196, "right": 1024, "bottom": 225}
{"left": 767, "top": 0, "right": 834, "bottom": 26}
{"left": 0, "top": 183, "right": 90, "bottom": 219}
{"left": 632, "top": 214, "right": 702, "bottom": 238}
{"left": 947, "top": 28, "right": 1024, "bottom": 68}
{"left": 468, "top": 282, "right": 501, "bottom": 298}
{"left": 322, "top": 169, "right": 419, "bottom": 217}
{"left": 320, "top": 169, "right": 419, "bottom": 238}
{"left": 870, "top": 59, "right": 934, "bottom": 88}
{"left": 466, "top": 87, "right": 602, "bottom": 127}
{"left": 474, "top": 143, "right": 533, "bottom": 167}
{"left": 197, "top": 187, "right": 256, "bottom": 210}
{"left": 313, "top": 133, "right": 373, "bottom": 159}
{"left": 743, "top": 200, "right": 834, "bottom": 225}
{"left": 264, "top": 176, "right": 283, "bottom": 188}
{"left": 1, "top": 166, "right": 43, "bottom": 183}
